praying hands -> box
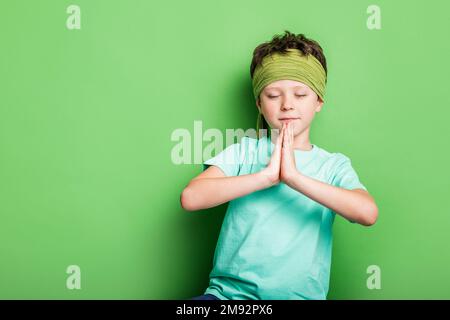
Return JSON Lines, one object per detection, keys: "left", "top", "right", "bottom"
{"left": 261, "top": 122, "right": 300, "bottom": 187}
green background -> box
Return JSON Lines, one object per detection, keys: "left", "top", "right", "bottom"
{"left": 1, "top": 0, "right": 449, "bottom": 299}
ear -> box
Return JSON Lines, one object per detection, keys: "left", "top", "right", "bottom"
{"left": 256, "top": 98, "right": 261, "bottom": 112}
{"left": 315, "top": 98, "right": 324, "bottom": 113}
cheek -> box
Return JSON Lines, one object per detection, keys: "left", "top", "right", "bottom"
{"left": 298, "top": 101, "right": 317, "bottom": 117}
{"left": 261, "top": 104, "right": 278, "bottom": 118}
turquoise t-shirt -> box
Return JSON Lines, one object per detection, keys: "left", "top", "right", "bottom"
{"left": 201, "top": 136, "right": 367, "bottom": 300}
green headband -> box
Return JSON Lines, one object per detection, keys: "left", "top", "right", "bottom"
{"left": 252, "top": 48, "right": 326, "bottom": 101}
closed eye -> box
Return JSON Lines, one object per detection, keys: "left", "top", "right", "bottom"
{"left": 268, "top": 95, "right": 306, "bottom": 99}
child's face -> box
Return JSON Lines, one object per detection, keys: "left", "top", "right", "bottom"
{"left": 256, "top": 79, "right": 323, "bottom": 136}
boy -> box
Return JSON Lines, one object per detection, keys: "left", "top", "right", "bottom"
{"left": 182, "top": 31, "right": 378, "bottom": 300}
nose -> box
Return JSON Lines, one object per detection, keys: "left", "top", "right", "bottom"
{"left": 280, "top": 98, "right": 294, "bottom": 111}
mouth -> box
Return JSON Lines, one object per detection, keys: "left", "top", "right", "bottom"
{"left": 279, "top": 117, "right": 300, "bottom": 122}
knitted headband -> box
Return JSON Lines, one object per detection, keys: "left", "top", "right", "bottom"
{"left": 252, "top": 48, "right": 326, "bottom": 101}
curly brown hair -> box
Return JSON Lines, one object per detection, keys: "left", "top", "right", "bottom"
{"left": 250, "top": 30, "right": 327, "bottom": 136}
{"left": 250, "top": 30, "right": 327, "bottom": 81}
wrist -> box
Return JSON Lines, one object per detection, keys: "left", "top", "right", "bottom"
{"left": 257, "top": 169, "right": 279, "bottom": 188}
{"left": 283, "top": 170, "right": 303, "bottom": 188}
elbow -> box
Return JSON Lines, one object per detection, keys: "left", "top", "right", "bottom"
{"left": 180, "top": 186, "right": 198, "bottom": 212}
{"left": 360, "top": 204, "right": 379, "bottom": 227}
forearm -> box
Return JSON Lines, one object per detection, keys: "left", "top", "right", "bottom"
{"left": 285, "top": 172, "right": 378, "bottom": 226}
{"left": 181, "top": 172, "right": 272, "bottom": 211}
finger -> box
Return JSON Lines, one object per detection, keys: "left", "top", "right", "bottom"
{"left": 288, "top": 123, "right": 293, "bottom": 150}
{"left": 285, "top": 123, "right": 289, "bottom": 141}
{"left": 291, "top": 124, "right": 294, "bottom": 149}
{"left": 276, "top": 123, "right": 283, "bottom": 142}
{"left": 283, "top": 123, "right": 288, "bottom": 149}
{"left": 290, "top": 125, "right": 295, "bottom": 156}
{"left": 274, "top": 131, "right": 282, "bottom": 155}
{"left": 276, "top": 125, "right": 283, "bottom": 146}
{"left": 278, "top": 123, "right": 285, "bottom": 142}
{"left": 288, "top": 125, "right": 292, "bottom": 150}
{"left": 274, "top": 125, "right": 284, "bottom": 154}
{"left": 291, "top": 126, "right": 294, "bottom": 153}
{"left": 287, "top": 123, "right": 290, "bottom": 146}
{"left": 289, "top": 126, "right": 294, "bottom": 145}
{"left": 281, "top": 123, "right": 285, "bottom": 145}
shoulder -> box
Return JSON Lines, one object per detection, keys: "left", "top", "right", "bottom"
{"left": 318, "top": 148, "right": 362, "bottom": 183}
{"left": 234, "top": 135, "right": 263, "bottom": 155}
{"left": 328, "top": 151, "right": 352, "bottom": 165}
{"left": 317, "top": 148, "right": 367, "bottom": 190}
{"left": 216, "top": 135, "right": 260, "bottom": 161}
{"left": 313, "top": 145, "right": 349, "bottom": 162}
{"left": 314, "top": 146, "right": 354, "bottom": 171}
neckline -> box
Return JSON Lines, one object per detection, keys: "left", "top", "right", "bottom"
{"left": 267, "top": 136, "right": 319, "bottom": 155}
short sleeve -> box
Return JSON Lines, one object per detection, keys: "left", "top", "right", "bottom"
{"left": 331, "top": 154, "right": 367, "bottom": 191}
{"left": 202, "top": 143, "right": 241, "bottom": 176}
